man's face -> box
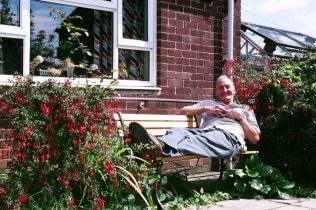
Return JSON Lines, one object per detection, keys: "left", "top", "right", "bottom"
{"left": 215, "top": 77, "right": 236, "bottom": 104}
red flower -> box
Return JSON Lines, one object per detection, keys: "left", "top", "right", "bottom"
{"left": 0, "top": 188, "right": 7, "bottom": 196}
{"left": 124, "top": 132, "right": 131, "bottom": 145}
{"left": 40, "top": 103, "right": 52, "bottom": 116}
{"left": 79, "top": 125, "right": 86, "bottom": 134}
{"left": 68, "top": 196, "right": 76, "bottom": 209}
{"left": 24, "top": 128, "right": 32, "bottom": 136}
{"left": 94, "top": 198, "right": 105, "bottom": 210}
{"left": 17, "top": 195, "right": 30, "bottom": 206}
{"left": 104, "top": 161, "right": 115, "bottom": 177}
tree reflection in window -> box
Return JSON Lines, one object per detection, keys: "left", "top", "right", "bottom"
{"left": 30, "top": 0, "right": 113, "bottom": 78}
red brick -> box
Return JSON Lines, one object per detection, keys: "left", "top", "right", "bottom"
{"left": 146, "top": 101, "right": 161, "bottom": 109}
{"left": 176, "top": 13, "right": 191, "bottom": 21}
{"left": 160, "top": 25, "right": 176, "bottom": 34}
{"left": 160, "top": 87, "right": 175, "bottom": 96}
{"left": 190, "top": 59, "right": 204, "bottom": 66}
{"left": 161, "top": 102, "right": 177, "bottom": 109}
{"left": 184, "top": 21, "right": 198, "bottom": 29}
{"left": 160, "top": 56, "right": 175, "bottom": 64}
{"left": 158, "top": 48, "right": 168, "bottom": 56}
{"left": 160, "top": 71, "right": 175, "bottom": 79}
{"left": 176, "top": 27, "right": 190, "bottom": 35}
{"left": 160, "top": 9, "right": 176, "bottom": 19}
{"left": 160, "top": 41, "right": 175, "bottom": 49}
{"left": 167, "top": 79, "right": 183, "bottom": 87}
{"left": 197, "top": 52, "right": 210, "bottom": 60}
{"left": 168, "top": 49, "right": 183, "bottom": 57}
{"left": 175, "top": 57, "right": 190, "bottom": 65}
{"left": 157, "top": 78, "right": 168, "bottom": 86}
{"left": 176, "top": 42, "right": 191, "bottom": 50}
{"left": 191, "top": 15, "right": 205, "bottom": 23}
{"left": 175, "top": 72, "right": 191, "bottom": 80}
{"left": 176, "top": 87, "right": 191, "bottom": 94}
{"left": 168, "top": 64, "right": 183, "bottom": 72}
{"left": 190, "top": 29, "right": 204, "bottom": 37}
{"left": 0, "top": 159, "right": 11, "bottom": 169}
{"left": 160, "top": 17, "right": 168, "bottom": 25}
{"left": 191, "top": 44, "right": 205, "bottom": 52}
{"left": 168, "top": 34, "right": 182, "bottom": 42}
{"left": 183, "top": 65, "right": 197, "bottom": 73}
{"left": 169, "top": 19, "right": 183, "bottom": 28}
{"left": 183, "top": 51, "right": 197, "bottom": 58}
{"left": 185, "top": 80, "right": 199, "bottom": 88}
{"left": 191, "top": 73, "right": 203, "bottom": 80}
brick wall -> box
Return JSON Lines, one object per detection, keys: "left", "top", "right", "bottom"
{"left": 0, "top": 0, "right": 241, "bottom": 170}
{"left": 119, "top": 0, "right": 241, "bottom": 172}
{"left": 119, "top": 0, "right": 241, "bottom": 114}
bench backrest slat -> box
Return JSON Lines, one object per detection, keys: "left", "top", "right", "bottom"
{"left": 114, "top": 113, "right": 198, "bottom": 136}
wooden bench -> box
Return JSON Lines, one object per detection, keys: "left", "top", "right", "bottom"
{"left": 114, "top": 112, "right": 258, "bottom": 176}
{"left": 114, "top": 112, "right": 258, "bottom": 209}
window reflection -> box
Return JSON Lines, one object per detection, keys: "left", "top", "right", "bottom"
{"left": 30, "top": 0, "right": 113, "bottom": 77}
{"left": 119, "top": 49, "right": 149, "bottom": 81}
{"left": 123, "top": 0, "right": 147, "bottom": 41}
{"left": 0, "top": 37, "right": 23, "bottom": 75}
{"left": 0, "top": 0, "right": 20, "bottom": 26}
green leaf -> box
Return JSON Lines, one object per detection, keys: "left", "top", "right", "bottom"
{"left": 258, "top": 165, "right": 273, "bottom": 177}
{"left": 249, "top": 178, "right": 264, "bottom": 190}
{"left": 160, "top": 176, "right": 167, "bottom": 185}
{"left": 260, "top": 184, "right": 271, "bottom": 194}
{"left": 234, "top": 169, "right": 246, "bottom": 178}
{"left": 276, "top": 181, "right": 295, "bottom": 189}
{"left": 226, "top": 169, "right": 235, "bottom": 178}
{"left": 234, "top": 178, "right": 246, "bottom": 192}
{"left": 246, "top": 168, "right": 259, "bottom": 177}
{"left": 249, "top": 154, "right": 262, "bottom": 169}
{"left": 277, "top": 188, "right": 293, "bottom": 199}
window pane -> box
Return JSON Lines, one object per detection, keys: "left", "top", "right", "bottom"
{"left": 30, "top": 0, "right": 113, "bottom": 78}
{"left": 123, "top": 0, "right": 147, "bottom": 41}
{"left": 0, "top": 37, "right": 23, "bottom": 75}
{"left": 119, "top": 49, "right": 149, "bottom": 81}
{"left": 0, "top": 0, "right": 19, "bottom": 26}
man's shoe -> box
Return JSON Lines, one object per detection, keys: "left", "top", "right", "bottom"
{"left": 128, "top": 122, "right": 162, "bottom": 159}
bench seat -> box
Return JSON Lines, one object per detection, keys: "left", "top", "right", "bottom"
{"left": 114, "top": 112, "right": 258, "bottom": 169}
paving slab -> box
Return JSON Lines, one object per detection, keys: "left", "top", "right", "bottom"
{"left": 186, "top": 198, "right": 316, "bottom": 210}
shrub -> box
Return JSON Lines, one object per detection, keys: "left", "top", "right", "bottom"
{"left": 0, "top": 75, "right": 162, "bottom": 209}
{"left": 225, "top": 53, "right": 316, "bottom": 184}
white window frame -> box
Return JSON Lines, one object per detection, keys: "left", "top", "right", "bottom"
{"left": 0, "top": 0, "right": 157, "bottom": 88}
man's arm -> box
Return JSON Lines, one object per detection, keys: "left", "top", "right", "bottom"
{"left": 177, "top": 105, "right": 230, "bottom": 116}
{"left": 238, "top": 116, "right": 260, "bottom": 144}
{"left": 226, "top": 111, "right": 260, "bottom": 144}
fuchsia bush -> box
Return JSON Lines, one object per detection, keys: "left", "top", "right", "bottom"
{"left": 224, "top": 55, "right": 316, "bottom": 183}
{"left": 0, "top": 75, "right": 161, "bottom": 209}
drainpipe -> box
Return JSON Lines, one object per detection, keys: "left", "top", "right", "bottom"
{"left": 227, "top": 0, "right": 234, "bottom": 61}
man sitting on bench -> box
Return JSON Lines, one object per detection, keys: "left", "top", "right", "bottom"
{"left": 129, "top": 75, "right": 260, "bottom": 159}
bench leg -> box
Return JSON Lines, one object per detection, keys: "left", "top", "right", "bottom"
{"left": 152, "top": 188, "right": 165, "bottom": 210}
{"left": 152, "top": 160, "right": 165, "bottom": 210}
{"left": 218, "top": 157, "right": 233, "bottom": 181}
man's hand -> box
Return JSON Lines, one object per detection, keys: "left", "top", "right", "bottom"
{"left": 224, "top": 109, "right": 245, "bottom": 122}
{"left": 204, "top": 105, "right": 230, "bottom": 117}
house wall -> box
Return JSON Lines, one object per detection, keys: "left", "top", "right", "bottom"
{"left": 119, "top": 0, "right": 241, "bottom": 114}
{"left": 0, "top": 0, "right": 241, "bottom": 169}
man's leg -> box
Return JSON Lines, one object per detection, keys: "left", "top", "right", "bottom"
{"left": 128, "top": 122, "right": 162, "bottom": 159}
{"left": 160, "top": 127, "right": 240, "bottom": 158}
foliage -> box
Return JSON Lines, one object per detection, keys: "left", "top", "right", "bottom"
{"left": 225, "top": 53, "right": 316, "bottom": 184}
{"left": 0, "top": 75, "right": 162, "bottom": 209}
{"left": 216, "top": 154, "right": 295, "bottom": 199}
